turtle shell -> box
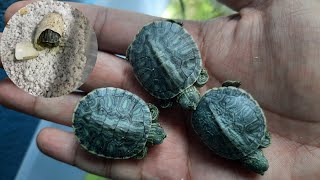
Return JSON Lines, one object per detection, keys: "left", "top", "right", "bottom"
{"left": 127, "top": 21, "right": 202, "bottom": 99}
{"left": 72, "top": 87, "right": 152, "bottom": 159}
{"left": 192, "top": 87, "right": 266, "bottom": 160}
{"left": 37, "top": 29, "right": 61, "bottom": 48}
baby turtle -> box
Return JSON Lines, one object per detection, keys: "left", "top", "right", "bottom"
{"left": 37, "top": 29, "right": 61, "bottom": 48}
{"left": 34, "top": 12, "right": 64, "bottom": 50}
{"left": 127, "top": 20, "right": 208, "bottom": 110}
{"left": 72, "top": 87, "right": 166, "bottom": 159}
{"left": 192, "top": 81, "right": 271, "bottom": 175}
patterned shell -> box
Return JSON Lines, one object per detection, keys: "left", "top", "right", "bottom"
{"left": 127, "top": 21, "right": 202, "bottom": 99}
{"left": 192, "top": 87, "right": 266, "bottom": 160}
{"left": 38, "top": 29, "right": 61, "bottom": 48}
{"left": 72, "top": 87, "right": 152, "bottom": 159}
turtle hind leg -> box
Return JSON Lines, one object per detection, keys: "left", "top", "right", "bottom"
{"left": 166, "top": 19, "right": 183, "bottom": 26}
{"left": 194, "top": 68, "right": 209, "bottom": 88}
{"left": 260, "top": 131, "right": 271, "bottom": 148}
{"left": 134, "top": 147, "right": 148, "bottom": 159}
{"left": 222, "top": 80, "right": 241, "bottom": 87}
{"left": 241, "top": 149, "right": 269, "bottom": 175}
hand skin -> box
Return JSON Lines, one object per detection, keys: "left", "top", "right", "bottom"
{"left": 1, "top": 0, "right": 320, "bottom": 179}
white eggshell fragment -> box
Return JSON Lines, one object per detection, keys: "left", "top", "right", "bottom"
{"left": 34, "top": 12, "right": 64, "bottom": 50}
{"left": 15, "top": 41, "right": 39, "bottom": 60}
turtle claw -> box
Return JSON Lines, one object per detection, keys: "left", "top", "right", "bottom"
{"left": 195, "top": 68, "right": 209, "bottom": 87}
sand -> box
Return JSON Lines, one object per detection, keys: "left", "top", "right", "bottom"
{"left": 0, "top": 0, "right": 97, "bottom": 97}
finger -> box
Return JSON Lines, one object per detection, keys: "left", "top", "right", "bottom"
{"left": 217, "top": 0, "right": 269, "bottom": 11}
{"left": 3, "top": 1, "right": 204, "bottom": 95}
{"left": 79, "top": 51, "right": 151, "bottom": 99}
{"left": 37, "top": 127, "right": 143, "bottom": 179}
{"left": 0, "top": 70, "right": 152, "bottom": 127}
{"left": 5, "top": 1, "right": 203, "bottom": 55}
{"left": 0, "top": 78, "right": 82, "bottom": 126}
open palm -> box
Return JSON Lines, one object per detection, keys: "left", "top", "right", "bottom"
{"left": 1, "top": 0, "right": 320, "bottom": 179}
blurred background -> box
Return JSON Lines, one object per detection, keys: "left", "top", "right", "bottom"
{"left": 0, "top": 0, "right": 231, "bottom": 179}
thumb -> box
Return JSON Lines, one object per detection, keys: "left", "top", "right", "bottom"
{"left": 217, "top": 0, "right": 265, "bottom": 11}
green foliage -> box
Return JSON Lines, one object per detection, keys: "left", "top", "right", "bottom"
{"left": 85, "top": 173, "right": 108, "bottom": 180}
{"left": 163, "top": 0, "right": 232, "bottom": 20}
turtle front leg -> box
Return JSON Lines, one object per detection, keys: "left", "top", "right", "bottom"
{"left": 176, "top": 86, "right": 200, "bottom": 110}
{"left": 147, "top": 123, "right": 166, "bottom": 145}
{"left": 194, "top": 68, "right": 209, "bottom": 87}
{"left": 241, "top": 149, "right": 269, "bottom": 175}
{"left": 222, "top": 80, "right": 241, "bottom": 87}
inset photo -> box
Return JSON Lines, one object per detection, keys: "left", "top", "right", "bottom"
{"left": 0, "top": 0, "right": 98, "bottom": 97}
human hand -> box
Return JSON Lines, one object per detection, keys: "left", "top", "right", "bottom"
{"left": 1, "top": 0, "right": 320, "bottom": 179}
